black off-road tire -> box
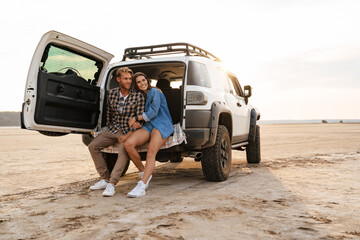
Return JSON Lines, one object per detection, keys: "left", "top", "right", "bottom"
{"left": 102, "top": 152, "right": 130, "bottom": 177}
{"left": 246, "top": 125, "right": 261, "bottom": 163}
{"left": 38, "top": 130, "right": 69, "bottom": 137}
{"left": 201, "top": 125, "right": 232, "bottom": 182}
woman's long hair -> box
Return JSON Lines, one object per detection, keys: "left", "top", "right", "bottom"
{"left": 132, "top": 72, "right": 152, "bottom": 97}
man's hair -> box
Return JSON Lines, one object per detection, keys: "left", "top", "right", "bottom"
{"left": 133, "top": 72, "right": 152, "bottom": 93}
{"left": 116, "top": 67, "right": 133, "bottom": 78}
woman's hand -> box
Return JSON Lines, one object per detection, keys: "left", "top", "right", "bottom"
{"left": 128, "top": 117, "right": 136, "bottom": 128}
{"left": 131, "top": 122, "right": 141, "bottom": 129}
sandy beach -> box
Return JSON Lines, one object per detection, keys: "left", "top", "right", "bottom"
{"left": 1, "top": 123, "right": 360, "bottom": 239}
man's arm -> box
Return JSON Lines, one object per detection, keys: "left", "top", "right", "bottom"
{"left": 129, "top": 93, "right": 145, "bottom": 131}
{"left": 106, "top": 92, "right": 111, "bottom": 127}
{"left": 136, "top": 93, "right": 145, "bottom": 116}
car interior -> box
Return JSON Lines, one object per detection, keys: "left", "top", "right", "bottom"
{"left": 102, "top": 62, "right": 185, "bottom": 126}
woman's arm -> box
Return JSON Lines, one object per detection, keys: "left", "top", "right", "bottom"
{"left": 142, "top": 89, "right": 161, "bottom": 122}
{"left": 128, "top": 89, "right": 162, "bottom": 127}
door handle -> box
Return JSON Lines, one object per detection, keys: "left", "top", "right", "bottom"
{"left": 237, "top": 102, "right": 242, "bottom": 107}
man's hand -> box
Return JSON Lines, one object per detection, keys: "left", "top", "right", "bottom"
{"left": 118, "top": 131, "right": 133, "bottom": 144}
{"left": 118, "top": 135, "right": 127, "bottom": 143}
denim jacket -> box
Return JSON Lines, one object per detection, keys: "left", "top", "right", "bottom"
{"left": 142, "top": 88, "right": 174, "bottom": 139}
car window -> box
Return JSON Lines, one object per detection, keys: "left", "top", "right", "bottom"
{"left": 187, "top": 61, "right": 211, "bottom": 88}
{"left": 228, "top": 77, "right": 237, "bottom": 95}
{"left": 40, "top": 44, "right": 102, "bottom": 84}
{"left": 227, "top": 73, "right": 244, "bottom": 97}
{"left": 215, "top": 67, "right": 231, "bottom": 93}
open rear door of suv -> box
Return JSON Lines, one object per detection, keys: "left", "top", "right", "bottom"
{"left": 22, "top": 31, "right": 113, "bottom": 134}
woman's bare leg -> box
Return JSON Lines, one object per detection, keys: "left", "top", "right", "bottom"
{"left": 142, "top": 129, "right": 167, "bottom": 184}
{"left": 124, "top": 129, "right": 150, "bottom": 172}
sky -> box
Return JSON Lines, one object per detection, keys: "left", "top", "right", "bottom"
{"left": 1, "top": 0, "right": 360, "bottom": 120}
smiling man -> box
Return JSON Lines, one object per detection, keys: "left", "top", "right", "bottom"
{"left": 88, "top": 67, "right": 145, "bottom": 197}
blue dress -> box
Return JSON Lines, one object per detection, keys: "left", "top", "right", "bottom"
{"left": 142, "top": 88, "right": 174, "bottom": 139}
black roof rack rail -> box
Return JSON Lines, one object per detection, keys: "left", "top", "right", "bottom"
{"left": 122, "top": 42, "right": 221, "bottom": 61}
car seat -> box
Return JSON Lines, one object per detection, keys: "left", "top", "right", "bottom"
{"left": 156, "top": 79, "right": 172, "bottom": 91}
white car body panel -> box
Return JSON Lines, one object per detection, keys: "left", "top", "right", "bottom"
{"left": 22, "top": 31, "right": 113, "bottom": 133}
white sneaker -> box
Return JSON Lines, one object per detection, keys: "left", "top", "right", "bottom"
{"left": 102, "top": 184, "right": 115, "bottom": 197}
{"left": 127, "top": 181, "right": 146, "bottom": 198}
{"left": 139, "top": 172, "right": 152, "bottom": 190}
{"left": 89, "top": 179, "right": 109, "bottom": 190}
{"left": 144, "top": 175, "right": 152, "bottom": 190}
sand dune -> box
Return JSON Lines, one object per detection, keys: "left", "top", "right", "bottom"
{"left": 1, "top": 124, "right": 360, "bottom": 239}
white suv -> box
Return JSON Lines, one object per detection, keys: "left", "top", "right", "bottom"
{"left": 21, "top": 31, "right": 261, "bottom": 182}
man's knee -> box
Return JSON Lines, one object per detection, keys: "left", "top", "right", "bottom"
{"left": 117, "top": 144, "right": 129, "bottom": 162}
{"left": 88, "top": 139, "right": 102, "bottom": 153}
{"left": 88, "top": 141, "right": 95, "bottom": 152}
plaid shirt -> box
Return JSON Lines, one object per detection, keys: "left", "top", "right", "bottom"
{"left": 106, "top": 87, "right": 145, "bottom": 134}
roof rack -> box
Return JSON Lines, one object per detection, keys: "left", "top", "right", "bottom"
{"left": 122, "top": 42, "right": 221, "bottom": 61}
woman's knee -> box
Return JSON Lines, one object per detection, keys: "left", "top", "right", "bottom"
{"left": 123, "top": 141, "right": 130, "bottom": 150}
{"left": 124, "top": 140, "right": 135, "bottom": 151}
{"left": 146, "top": 146, "right": 158, "bottom": 159}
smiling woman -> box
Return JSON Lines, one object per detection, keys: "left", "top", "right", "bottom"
{"left": 106, "top": 62, "right": 185, "bottom": 125}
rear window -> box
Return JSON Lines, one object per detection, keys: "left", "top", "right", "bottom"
{"left": 187, "top": 61, "right": 211, "bottom": 88}
{"left": 40, "top": 44, "right": 103, "bottom": 84}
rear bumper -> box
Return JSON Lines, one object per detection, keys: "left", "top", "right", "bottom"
{"left": 183, "top": 128, "right": 210, "bottom": 147}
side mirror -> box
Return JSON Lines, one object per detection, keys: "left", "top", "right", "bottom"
{"left": 244, "top": 85, "right": 252, "bottom": 104}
